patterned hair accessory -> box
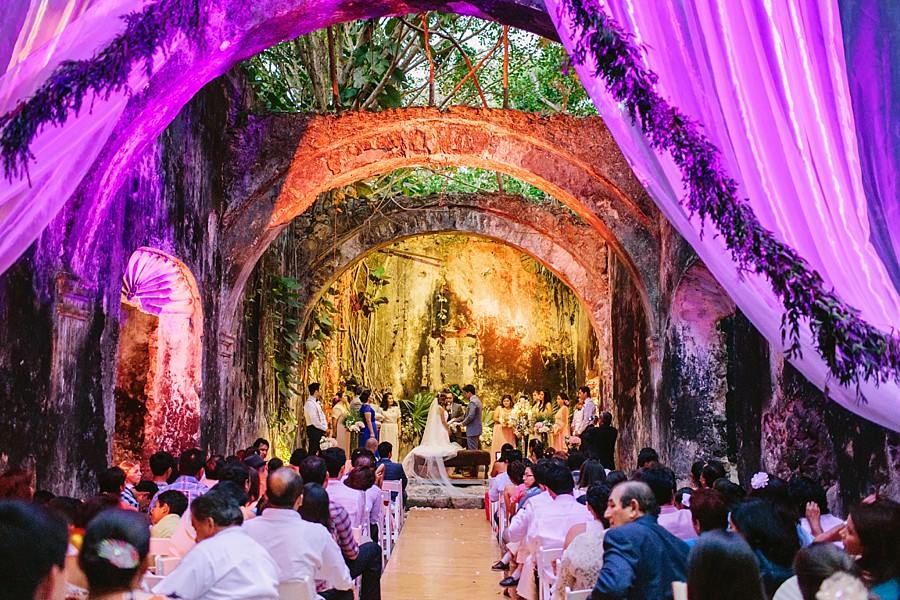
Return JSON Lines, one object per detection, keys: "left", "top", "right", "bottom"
{"left": 750, "top": 472, "right": 770, "bottom": 490}
{"left": 96, "top": 539, "right": 140, "bottom": 569}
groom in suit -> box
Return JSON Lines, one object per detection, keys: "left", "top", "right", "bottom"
{"left": 459, "top": 384, "right": 483, "bottom": 450}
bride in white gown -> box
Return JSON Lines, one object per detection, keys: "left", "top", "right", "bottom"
{"left": 401, "top": 398, "right": 465, "bottom": 489}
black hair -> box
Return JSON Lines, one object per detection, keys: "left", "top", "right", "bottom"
{"left": 308, "top": 382, "right": 321, "bottom": 394}
{"left": 691, "top": 460, "right": 705, "bottom": 487}
{"left": 156, "top": 490, "right": 188, "bottom": 516}
{"left": 712, "top": 478, "right": 747, "bottom": 511}
{"left": 605, "top": 470, "right": 627, "bottom": 488}
{"left": 749, "top": 473, "right": 790, "bottom": 507}
{"left": 504, "top": 449, "right": 523, "bottom": 464}
{"left": 687, "top": 531, "right": 765, "bottom": 600}
{"left": 675, "top": 487, "right": 692, "bottom": 508}
{"left": 192, "top": 489, "right": 243, "bottom": 527}
{"left": 636, "top": 447, "right": 659, "bottom": 468}
{"left": 600, "top": 411, "right": 612, "bottom": 426}
{"left": 578, "top": 385, "right": 590, "bottom": 396}
{"left": 75, "top": 496, "right": 120, "bottom": 529}
{"left": 543, "top": 461, "right": 575, "bottom": 495}
{"left": 98, "top": 466, "right": 125, "bottom": 494}
{"left": 634, "top": 465, "right": 676, "bottom": 506}
{"left": 617, "top": 481, "right": 659, "bottom": 517}
{"left": 149, "top": 451, "right": 175, "bottom": 477}
{"left": 359, "top": 388, "right": 372, "bottom": 404}
{"left": 344, "top": 466, "right": 375, "bottom": 491}
{"left": 730, "top": 498, "right": 799, "bottom": 568}
{"left": 299, "top": 483, "right": 331, "bottom": 528}
{"left": 268, "top": 458, "right": 284, "bottom": 472}
{"left": 850, "top": 497, "right": 900, "bottom": 584}
{"left": 528, "top": 438, "right": 544, "bottom": 459}
{"left": 585, "top": 483, "right": 612, "bottom": 527}
{"left": 558, "top": 392, "right": 569, "bottom": 402}
{"left": 787, "top": 475, "right": 829, "bottom": 517}
{"left": 507, "top": 461, "right": 526, "bottom": 485}
{"left": 80, "top": 509, "right": 150, "bottom": 595}
{"left": 577, "top": 459, "right": 607, "bottom": 489}
{"left": 567, "top": 451, "right": 587, "bottom": 472}
{"left": 299, "top": 456, "right": 328, "bottom": 486}
{"left": 134, "top": 481, "right": 159, "bottom": 498}
{"left": 253, "top": 437, "right": 270, "bottom": 449}
{"left": 211, "top": 480, "right": 249, "bottom": 508}
{"left": 689, "top": 488, "right": 729, "bottom": 533}
{"left": 0, "top": 500, "right": 68, "bottom": 599}
{"left": 178, "top": 448, "right": 206, "bottom": 478}
{"left": 322, "top": 447, "right": 347, "bottom": 478}
{"left": 462, "top": 384, "right": 476, "bottom": 394}
{"left": 530, "top": 459, "right": 552, "bottom": 487}
{"left": 204, "top": 454, "right": 225, "bottom": 481}
{"left": 46, "top": 496, "right": 83, "bottom": 525}
{"left": 290, "top": 448, "right": 309, "bottom": 467}
{"left": 701, "top": 460, "right": 727, "bottom": 487}
{"left": 351, "top": 448, "right": 375, "bottom": 467}
{"left": 380, "top": 390, "right": 394, "bottom": 410}
{"left": 794, "top": 543, "right": 859, "bottom": 600}
{"left": 217, "top": 462, "right": 250, "bottom": 490}
{"left": 378, "top": 441, "right": 393, "bottom": 458}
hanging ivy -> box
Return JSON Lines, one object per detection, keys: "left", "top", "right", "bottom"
{"left": 559, "top": 0, "right": 900, "bottom": 393}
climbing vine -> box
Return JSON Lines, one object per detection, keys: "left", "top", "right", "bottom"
{"left": 266, "top": 275, "right": 304, "bottom": 457}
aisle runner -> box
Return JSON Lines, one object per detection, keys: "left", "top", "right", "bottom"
{"left": 382, "top": 508, "right": 502, "bottom": 599}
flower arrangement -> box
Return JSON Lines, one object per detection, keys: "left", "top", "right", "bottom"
{"left": 510, "top": 398, "right": 536, "bottom": 439}
{"left": 565, "top": 435, "right": 581, "bottom": 449}
{"left": 533, "top": 415, "right": 554, "bottom": 436}
{"left": 750, "top": 472, "right": 770, "bottom": 490}
{"left": 319, "top": 437, "right": 338, "bottom": 451}
{"left": 343, "top": 413, "right": 365, "bottom": 434}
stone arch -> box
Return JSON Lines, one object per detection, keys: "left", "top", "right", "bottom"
{"left": 115, "top": 247, "right": 203, "bottom": 466}
{"left": 220, "top": 107, "right": 660, "bottom": 337}
{"left": 286, "top": 192, "right": 614, "bottom": 392}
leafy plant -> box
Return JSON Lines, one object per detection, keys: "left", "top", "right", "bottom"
{"left": 266, "top": 275, "right": 304, "bottom": 458}
{"left": 399, "top": 391, "right": 435, "bottom": 446}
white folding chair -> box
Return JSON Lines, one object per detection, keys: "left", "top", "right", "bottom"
{"left": 672, "top": 581, "right": 688, "bottom": 600}
{"left": 155, "top": 555, "right": 181, "bottom": 576}
{"left": 277, "top": 576, "right": 316, "bottom": 600}
{"left": 141, "top": 574, "right": 165, "bottom": 591}
{"left": 564, "top": 587, "right": 592, "bottom": 600}
{"left": 497, "top": 499, "right": 508, "bottom": 543}
{"left": 537, "top": 546, "right": 563, "bottom": 600}
{"left": 148, "top": 537, "right": 172, "bottom": 557}
{"left": 382, "top": 479, "right": 404, "bottom": 530}
{"left": 380, "top": 489, "right": 393, "bottom": 562}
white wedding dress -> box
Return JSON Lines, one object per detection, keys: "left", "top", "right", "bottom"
{"left": 401, "top": 399, "right": 465, "bottom": 492}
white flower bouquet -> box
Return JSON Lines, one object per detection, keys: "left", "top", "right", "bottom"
{"left": 319, "top": 437, "right": 338, "bottom": 451}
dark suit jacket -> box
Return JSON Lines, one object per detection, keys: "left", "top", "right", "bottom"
{"left": 592, "top": 515, "right": 689, "bottom": 600}
{"left": 376, "top": 457, "right": 408, "bottom": 503}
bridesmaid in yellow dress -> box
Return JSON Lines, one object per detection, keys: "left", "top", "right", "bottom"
{"left": 380, "top": 391, "right": 401, "bottom": 452}
{"left": 331, "top": 391, "right": 351, "bottom": 454}
{"left": 551, "top": 392, "right": 571, "bottom": 451}
{"left": 491, "top": 395, "right": 517, "bottom": 460}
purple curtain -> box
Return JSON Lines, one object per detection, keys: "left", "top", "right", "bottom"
{"left": 548, "top": 0, "right": 900, "bottom": 431}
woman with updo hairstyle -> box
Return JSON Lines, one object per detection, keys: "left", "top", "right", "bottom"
{"left": 299, "top": 483, "right": 331, "bottom": 529}
{"left": 79, "top": 509, "right": 153, "bottom": 599}
{"left": 687, "top": 530, "right": 766, "bottom": 600}
{"left": 731, "top": 498, "right": 800, "bottom": 597}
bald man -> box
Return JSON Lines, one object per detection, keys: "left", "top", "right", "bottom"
{"left": 243, "top": 468, "right": 352, "bottom": 595}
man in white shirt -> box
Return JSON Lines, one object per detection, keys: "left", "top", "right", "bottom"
{"left": 154, "top": 488, "right": 279, "bottom": 600}
{"left": 572, "top": 385, "right": 596, "bottom": 435}
{"left": 637, "top": 464, "right": 697, "bottom": 541}
{"left": 323, "top": 447, "right": 367, "bottom": 527}
{"left": 305, "top": 382, "right": 328, "bottom": 455}
{"left": 244, "top": 468, "right": 353, "bottom": 595}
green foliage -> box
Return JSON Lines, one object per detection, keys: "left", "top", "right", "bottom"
{"left": 399, "top": 391, "right": 435, "bottom": 446}
{"left": 267, "top": 275, "right": 304, "bottom": 458}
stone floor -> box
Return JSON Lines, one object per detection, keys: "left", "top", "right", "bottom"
{"left": 407, "top": 479, "right": 488, "bottom": 509}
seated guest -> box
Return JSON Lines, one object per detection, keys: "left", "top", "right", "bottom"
{"left": 592, "top": 481, "right": 689, "bottom": 599}
{"left": 244, "top": 469, "right": 353, "bottom": 596}
{"left": 701, "top": 460, "right": 728, "bottom": 488}
{"left": 117, "top": 460, "right": 142, "bottom": 511}
{"left": 605, "top": 470, "right": 627, "bottom": 488}
{"left": 149, "top": 448, "right": 208, "bottom": 510}
{"left": 364, "top": 438, "right": 380, "bottom": 460}
{"left": 842, "top": 498, "right": 900, "bottom": 600}
{"left": 98, "top": 467, "right": 131, "bottom": 510}
{"left": 299, "top": 482, "right": 331, "bottom": 527}
{"left": 153, "top": 489, "right": 279, "bottom": 599}
{"left": 552, "top": 483, "right": 610, "bottom": 600}
{"left": 714, "top": 478, "right": 748, "bottom": 511}
{"left": 267, "top": 457, "right": 284, "bottom": 472}
{"left": 688, "top": 488, "right": 729, "bottom": 546}
{"left": 150, "top": 490, "right": 188, "bottom": 538}
{"left": 0, "top": 500, "right": 68, "bottom": 600}
{"left": 773, "top": 542, "right": 860, "bottom": 600}
{"left": 788, "top": 476, "right": 844, "bottom": 546}
{"left": 687, "top": 530, "right": 766, "bottom": 600}
{"left": 576, "top": 459, "right": 607, "bottom": 497}
{"left": 690, "top": 461, "right": 705, "bottom": 489}
{"left": 635, "top": 464, "right": 696, "bottom": 540}
{"left": 501, "top": 460, "right": 527, "bottom": 517}
{"left": 80, "top": 509, "right": 156, "bottom": 599}
{"left": 134, "top": 480, "right": 159, "bottom": 511}
{"left": 567, "top": 451, "right": 587, "bottom": 483}
{"left": 636, "top": 447, "right": 659, "bottom": 469}
{"left": 500, "top": 461, "right": 554, "bottom": 590}
{"left": 731, "top": 498, "right": 800, "bottom": 597}
{"left": 376, "top": 441, "right": 408, "bottom": 504}
{"left": 675, "top": 487, "right": 692, "bottom": 510}
{"left": 149, "top": 451, "right": 175, "bottom": 491}
{"left": 289, "top": 448, "right": 309, "bottom": 471}
{"left": 201, "top": 454, "right": 225, "bottom": 489}
{"left": 489, "top": 451, "right": 513, "bottom": 503}
{"left": 344, "top": 462, "right": 382, "bottom": 541}
{"left": 299, "top": 456, "right": 383, "bottom": 600}
{"left": 322, "top": 447, "right": 367, "bottom": 527}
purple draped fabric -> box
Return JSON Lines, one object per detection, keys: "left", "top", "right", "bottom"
{"left": 548, "top": 0, "right": 900, "bottom": 431}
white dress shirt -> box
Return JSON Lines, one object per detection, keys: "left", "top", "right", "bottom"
{"left": 364, "top": 484, "right": 382, "bottom": 525}
{"left": 304, "top": 396, "right": 328, "bottom": 432}
{"left": 153, "top": 527, "right": 278, "bottom": 600}
{"left": 526, "top": 493, "right": 593, "bottom": 552}
{"left": 327, "top": 478, "right": 367, "bottom": 528}
{"left": 657, "top": 505, "right": 698, "bottom": 540}
{"left": 243, "top": 507, "right": 352, "bottom": 591}
{"left": 572, "top": 399, "right": 597, "bottom": 434}
{"left": 489, "top": 472, "right": 511, "bottom": 502}
{"left": 506, "top": 490, "right": 552, "bottom": 543}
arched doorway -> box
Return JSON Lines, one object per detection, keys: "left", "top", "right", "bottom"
{"left": 114, "top": 247, "right": 203, "bottom": 466}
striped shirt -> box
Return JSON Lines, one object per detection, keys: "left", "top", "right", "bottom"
{"left": 328, "top": 502, "right": 359, "bottom": 561}
{"left": 149, "top": 475, "right": 208, "bottom": 510}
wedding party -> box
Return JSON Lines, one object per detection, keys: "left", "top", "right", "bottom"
{"left": 1, "top": 1, "right": 899, "bottom": 600}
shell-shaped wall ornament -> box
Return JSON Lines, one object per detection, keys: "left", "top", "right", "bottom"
{"left": 121, "top": 247, "right": 198, "bottom": 317}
